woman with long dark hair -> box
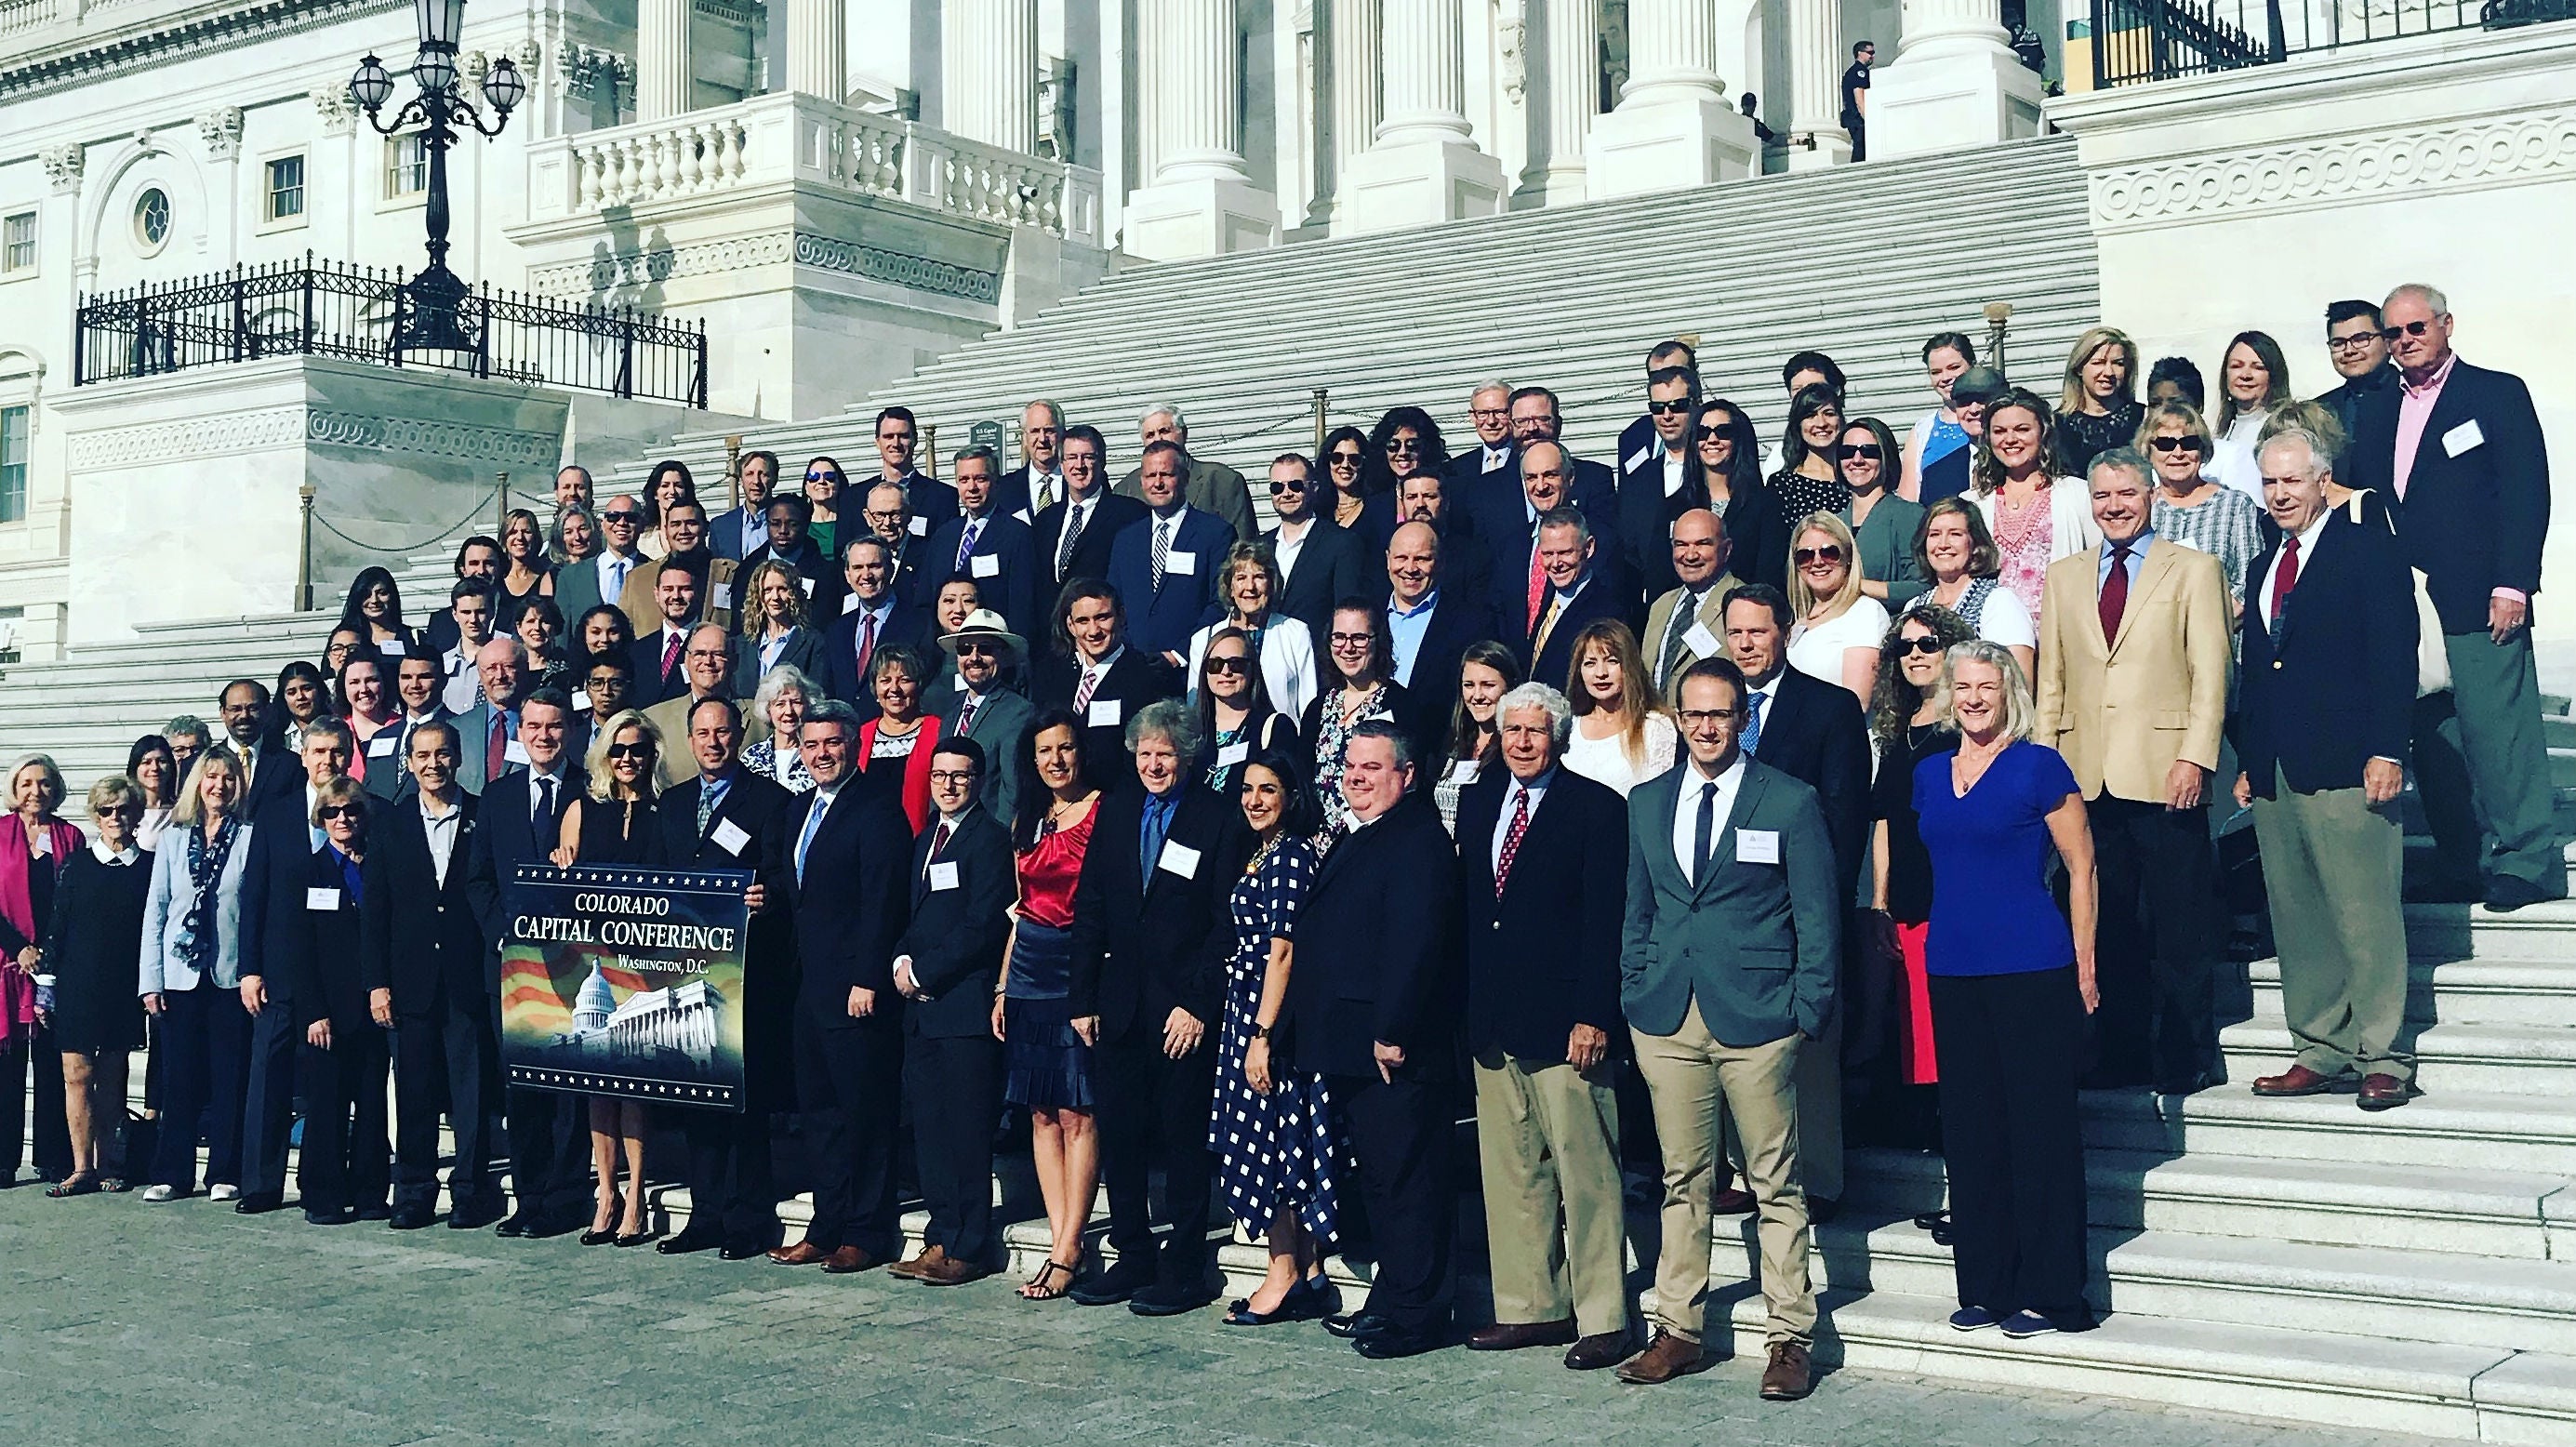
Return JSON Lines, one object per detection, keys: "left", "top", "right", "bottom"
{"left": 1768, "top": 384, "right": 1849, "bottom": 526}
{"left": 1371, "top": 405, "right": 1450, "bottom": 506}
{"left": 1970, "top": 389, "right": 2097, "bottom": 624}
{"left": 264, "top": 660, "right": 331, "bottom": 760}
{"left": 1320, "top": 426, "right": 1375, "bottom": 530}
{"left": 638, "top": 459, "right": 697, "bottom": 561}
{"left": 801, "top": 455, "right": 850, "bottom": 561}
{"left": 335, "top": 565, "right": 419, "bottom": 658}
{"left": 126, "top": 735, "right": 179, "bottom": 852}
{"left": 1433, "top": 641, "right": 1522, "bottom": 835}
{"left": 1693, "top": 398, "right": 1786, "bottom": 591}
{"left": 1196, "top": 625, "right": 1296, "bottom": 798}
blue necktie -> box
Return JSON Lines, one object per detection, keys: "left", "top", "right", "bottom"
{"left": 795, "top": 791, "right": 830, "bottom": 883}
{"left": 1140, "top": 793, "right": 1172, "bottom": 880}
{"left": 1742, "top": 688, "right": 1767, "bottom": 757}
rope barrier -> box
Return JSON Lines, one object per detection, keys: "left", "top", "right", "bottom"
{"left": 309, "top": 482, "right": 507, "bottom": 558}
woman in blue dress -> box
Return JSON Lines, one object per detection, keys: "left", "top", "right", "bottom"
{"left": 1212, "top": 747, "right": 1345, "bottom": 1326}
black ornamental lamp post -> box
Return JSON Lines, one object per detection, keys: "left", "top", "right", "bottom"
{"left": 348, "top": 0, "right": 525, "bottom": 353}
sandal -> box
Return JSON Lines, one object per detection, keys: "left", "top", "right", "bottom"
{"left": 1019, "top": 1259, "right": 1077, "bottom": 1301}
{"left": 44, "top": 1173, "right": 100, "bottom": 1199}
{"left": 99, "top": 1176, "right": 131, "bottom": 1194}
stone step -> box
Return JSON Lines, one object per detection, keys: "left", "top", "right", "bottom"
{"left": 2401, "top": 901, "right": 2576, "bottom": 962}
{"left": 2251, "top": 955, "right": 2576, "bottom": 1029}
{"left": 2080, "top": 1085, "right": 2576, "bottom": 1176}
{"left": 1841, "top": 1147, "right": 2576, "bottom": 1262}
{"left": 2222, "top": 1014, "right": 2576, "bottom": 1095}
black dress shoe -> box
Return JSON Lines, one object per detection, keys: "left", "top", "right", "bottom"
{"left": 389, "top": 1208, "right": 434, "bottom": 1230}
{"left": 495, "top": 1213, "right": 538, "bottom": 1239}
{"left": 448, "top": 1201, "right": 507, "bottom": 1231}
{"left": 1128, "top": 1281, "right": 1218, "bottom": 1317}
{"left": 232, "top": 1191, "right": 286, "bottom": 1215}
{"left": 1323, "top": 1309, "right": 1392, "bottom": 1339}
{"left": 719, "top": 1240, "right": 769, "bottom": 1261}
{"left": 2486, "top": 876, "right": 2559, "bottom": 913}
{"left": 354, "top": 1203, "right": 392, "bottom": 1223}
{"left": 1067, "top": 1262, "right": 1153, "bottom": 1307}
{"left": 1353, "top": 1324, "right": 1447, "bottom": 1360}
{"left": 303, "top": 1205, "right": 355, "bottom": 1227}
{"left": 1808, "top": 1196, "right": 1840, "bottom": 1226}
{"left": 658, "top": 1229, "right": 724, "bottom": 1255}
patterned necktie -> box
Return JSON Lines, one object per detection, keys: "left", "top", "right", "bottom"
{"left": 697, "top": 779, "right": 718, "bottom": 837}
{"left": 1494, "top": 787, "right": 1532, "bottom": 898}
{"left": 955, "top": 694, "right": 979, "bottom": 738}
{"left": 2099, "top": 540, "right": 2133, "bottom": 645}
{"left": 1150, "top": 517, "right": 1172, "bottom": 591}
{"left": 2269, "top": 533, "right": 2301, "bottom": 639}
{"left": 1056, "top": 499, "right": 1085, "bottom": 579}
{"left": 1658, "top": 593, "right": 1697, "bottom": 689}
{"left": 661, "top": 630, "right": 684, "bottom": 684}
{"left": 956, "top": 516, "right": 983, "bottom": 574}
{"left": 1073, "top": 665, "right": 1099, "bottom": 711}
{"left": 927, "top": 818, "right": 952, "bottom": 881}
{"left": 1742, "top": 688, "right": 1767, "bottom": 757}
{"left": 1524, "top": 529, "right": 1547, "bottom": 631}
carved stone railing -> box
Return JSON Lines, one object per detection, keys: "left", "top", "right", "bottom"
{"left": 529, "top": 91, "right": 1103, "bottom": 247}
{"left": 0, "top": 0, "right": 60, "bottom": 37}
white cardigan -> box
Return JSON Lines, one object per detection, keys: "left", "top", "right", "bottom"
{"left": 1973, "top": 476, "right": 2101, "bottom": 565}
{"left": 1185, "top": 615, "right": 1320, "bottom": 722}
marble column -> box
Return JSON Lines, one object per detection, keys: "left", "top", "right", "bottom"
{"left": 1587, "top": 0, "right": 1756, "bottom": 198}
{"left": 1124, "top": 0, "right": 1281, "bottom": 259}
{"left": 636, "top": 0, "right": 693, "bottom": 121}
{"left": 942, "top": 0, "right": 1038, "bottom": 152}
{"left": 1867, "top": 0, "right": 2044, "bottom": 159}
{"left": 1338, "top": 0, "right": 1504, "bottom": 234}
{"left": 786, "top": 0, "right": 844, "bottom": 101}
{"left": 1518, "top": 0, "right": 1596, "bottom": 206}
{"left": 1784, "top": 0, "right": 1850, "bottom": 168}
{"left": 1324, "top": 0, "right": 1381, "bottom": 229}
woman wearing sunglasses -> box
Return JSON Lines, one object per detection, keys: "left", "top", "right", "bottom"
{"left": 2136, "top": 402, "right": 2261, "bottom": 618}
{"left": 1836, "top": 417, "right": 1925, "bottom": 607}
{"left": 272, "top": 778, "right": 390, "bottom": 1224}
{"left": 1370, "top": 406, "right": 1448, "bottom": 509}
{"left": 551, "top": 710, "right": 671, "bottom": 1247}
{"left": 1196, "top": 626, "right": 1296, "bottom": 798}
{"left": 1907, "top": 498, "right": 2037, "bottom": 681}
{"left": 800, "top": 456, "right": 850, "bottom": 562}
{"left": 1786, "top": 512, "right": 1892, "bottom": 709}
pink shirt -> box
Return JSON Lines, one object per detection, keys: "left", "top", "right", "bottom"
{"left": 2391, "top": 351, "right": 2457, "bottom": 501}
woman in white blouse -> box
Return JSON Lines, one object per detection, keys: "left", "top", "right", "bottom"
{"left": 1905, "top": 498, "right": 2038, "bottom": 681}
{"left": 1970, "top": 389, "right": 2099, "bottom": 626}
{"left": 1560, "top": 620, "right": 1677, "bottom": 798}
{"left": 740, "top": 665, "right": 818, "bottom": 792}
{"left": 1785, "top": 512, "right": 1892, "bottom": 710}
{"left": 2209, "top": 330, "right": 2293, "bottom": 504}
{"left": 1185, "top": 544, "right": 1318, "bottom": 723}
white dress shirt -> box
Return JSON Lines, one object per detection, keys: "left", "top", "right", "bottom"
{"left": 1272, "top": 516, "right": 1313, "bottom": 581}
{"left": 2257, "top": 510, "right": 2332, "bottom": 633}
{"left": 1489, "top": 766, "right": 1554, "bottom": 874}
{"left": 595, "top": 549, "right": 638, "bottom": 602}
{"left": 1662, "top": 450, "right": 1687, "bottom": 498}
{"left": 1671, "top": 753, "right": 1747, "bottom": 884}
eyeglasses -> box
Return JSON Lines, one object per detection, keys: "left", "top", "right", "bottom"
{"left": 1677, "top": 708, "right": 1739, "bottom": 725}
{"left": 1327, "top": 632, "right": 1373, "bottom": 647}
{"left": 1203, "top": 656, "right": 1251, "bottom": 675}
{"left": 1792, "top": 545, "right": 1845, "bottom": 566}
{"left": 1839, "top": 445, "right": 1885, "bottom": 463}
{"left": 2147, "top": 435, "right": 2205, "bottom": 454}
{"left": 2326, "top": 332, "right": 2382, "bottom": 352}
{"left": 1468, "top": 406, "right": 1509, "bottom": 420}
{"left": 1647, "top": 398, "right": 1695, "bottom": 417}
{"left": 317, "top": 804, "right": 361, "bottom": 820}
{"left": 2375, "top": 319, "right": 2437, "bottom": 341}
{"left": 1268, "top": 477, "right": 1308, "bottom": 494}
{"left": 927, "top": 769, "right": 978, "bottom": 786}
{"left": 606, "top": 742, "right": 653, "bottom": 759}
{"left": 1896, "top": 636, "right": 1948, "bottom": 657}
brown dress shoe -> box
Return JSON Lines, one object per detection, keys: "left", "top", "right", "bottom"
{"left": 767, "top": 1241, "right": 830, "bottom": 1266}
{"left": 2357, "top": 1074, "right": 2417, "bottom": 1111}
{"left": 1615, "top": 1330, "right": 1706, "bottom": 1384}
{"left": 2251, "top": 1063, "right": 2358, "bottom": 1097}
{"left": 1564, "top": 1331, "right": 1634, "bottom": 1371}
{"left": 888, "top": 1244, "right": 946, "bottom": 1281}
{"left": 1759, "top": 1342, "right": 1812, "bottom": 1401}
{"left": 821, "top": 1245, "right": 880, "bottom": 1274}
{"left": 1467, "top": 1318, "right": 1578, "bottom": 1351}
{"left": 911, "top": 1253, "right": 993, "bottom": 1286}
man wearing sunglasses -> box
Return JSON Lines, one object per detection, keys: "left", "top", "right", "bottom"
{"left": 2344, "top": 283, "right": 2562, "bottom": 912}
{"left": 1263, "top": 452, "right": 1365, "bottom": 637}
{"left": 556, "top": 496, "right": 645, "bottom": 624}
{"left": 932, "top": 609, "right": 1036, "bottom": 825}
{"left": 1616, "top": 365, "right": 1708, "bottom": 604}
{"left": 1115, "top": 404, "right": 1257, "bottom": 544}
{"left": 2312, "top": 300, "right": 2397, "bottom": 442}
{"left": 1614, "top": 340, "right": 1698, "bottom": 490}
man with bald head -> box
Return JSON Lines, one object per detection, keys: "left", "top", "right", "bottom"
{"left": 1114, "top": 404, "right": 1257, "bottom": 542}
{"left": 1385, "top": 520, "right": 1496, "bottom": 742}
{"left": 642, "top": 623, "right": 772, "bottom": 789}
{"left": 1642, "top": 510, "right": 1742, "bottom": 698}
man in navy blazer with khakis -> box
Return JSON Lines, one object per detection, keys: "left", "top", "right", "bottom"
{"left": 2344, "top": 284, "right": 2561, "bottom": 910}
{"left": 1455, "top": 684, "right": 1633, "bottom": 1368}
{"left": 1616, "top": 657, "right": 1839, "bottom": 1400}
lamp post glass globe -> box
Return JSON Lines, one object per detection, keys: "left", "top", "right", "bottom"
{"left": 416, "top": 0, "right": 466, "bottom": 49}
{"left": 350, "top": 54, "right": 395, "bottom": 113}
{"left": 483, "top": 55, "right": 526, "bottom": 113}
{"left": 413, "top": 44, "right": 458, "bottom": 96}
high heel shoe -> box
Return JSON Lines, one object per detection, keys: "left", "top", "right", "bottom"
{"left": 615, "top": 1224, "right": 657, "bottom": 1248}
{"left": 580, "top": 1195, "right": 624, "bottom": 1246}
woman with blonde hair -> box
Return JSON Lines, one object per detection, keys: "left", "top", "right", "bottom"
{"left": 2055, "top": 326, "right": 2144, "bottom": 476}
{"left": 1971, "top": 389, "right": 2098, "bottom": 624}
{"left": 2137, "top": 401, "right": 2263, "bottom": 616}
{"left": 1560, "top": 619, "right": 1676, "bottom": 797}
{"left": 551, "top": 710, "right": 669, "bottom": 1247}
{"left": 495, "top": 507, "right": 556, "bottom": 631}
{"left": 138, "top": 750, "right": 255, "bottom": 1202}
{"left": 1909, "top": 498, "right": 2037, "bottom": 680}
{"left": 1, "top": 753, "right": 80, "bottom": 1188}
{"left": 1185, "top": 543, "right": 1318, "bottom": 722}
{"left": 734, "top": 557, "right": 830, "bottom": 694}
{"left": 1786, "top": 512, "right": 1892, "bottom": 709}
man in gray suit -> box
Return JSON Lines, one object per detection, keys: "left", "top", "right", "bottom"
{"left": 1615, "top": 656, "right": 1839, "bottom": 1401}
{"left": 1115, "top": 404, "right": 1258, "bottom": 543}
{"left": 931, "top": 608, "right": 1036, "bottom": 827}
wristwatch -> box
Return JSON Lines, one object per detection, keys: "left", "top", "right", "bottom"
{"left": 1250, "top": 1022, "right": 1272, "bottom": 1041}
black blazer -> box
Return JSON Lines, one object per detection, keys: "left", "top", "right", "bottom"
{"left": 994, "top": 464, "right": 1045, "bottom": 524}
{"left": 357, "top": 793, "right": 485, "bottom": 1018}
{"left": 279, "top": 845, "right": 371, "bottom": 1033}
{"left": 924, "top": 511, "right": 1042, "bottom": 636}
{"left": 820, "top": 597, "right": 934, "bottom": 705}
{"left": 240, "top": 778, "right": 320, "bottom": 994}
{"left": 630, "top": 628, "right": 692, "bottom": 708}
{"left": 1283, "top": 792, "right": 1460, "bottom": 1078}
{"left": 1457, "top": 767, "right": 1626, "bottom": 1064}
{"left": 1032, "top": 492, "right": 1147, "bottom": 604}
{"left": 1033, "top": 649, "right": 1185, "bottom": 786}
{"left": 1613, "top": 456, "right": 1707, "bottom": 609}
{"left": 1266, "top": 518, "right": 1369, "bottom": 637}
{"left": 1747, "top": 668, "right": 1874, "bottom": 896}
{"left": 659, "top": 769, "right": 798, "bottom": 1094}
{"left": 1066, "top": 785, "right": 1253, "bottom": 1042}
{"left": 786, "top": 784, "right": 913, "bottom": 1028}
{"left": 1528, "top": 576, "right": 1628, "bottom": 692}
{"left": 462, "top": 766, "right": 582, "bottom": 952}
{"left": 2346, "top": 358, "right": 2550, "bottom": 632}
{"left": 894, "top": 807, "right": 1014, "bottom": 1038}
{"left": 731, "top": 628, "right": 832, "bottom": 700}
{"left": 2237, "top": 511, "right": 2416, "bottom": 797}
{"left": 1398, "top": 594, "right": 1498, "bottom": 750}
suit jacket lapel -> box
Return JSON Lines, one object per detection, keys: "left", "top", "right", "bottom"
{"left": 2108, "top": 543, "right": 2175, "bottom": 657}
{"left": 1691, "top": 766, "right": 1766, "bottom": 905}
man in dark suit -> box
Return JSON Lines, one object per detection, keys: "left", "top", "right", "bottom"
{"left": 1031, "top": 424, "right": 1146, "bottom": 612}
{"left": 767, "top": 699, "right": 915, "bottom": 1273}
{"left": 234, "top": 717, "right": 356, "bottom": 1214}
{"left": 1615, "top": 657, "right": 1838, "bottom": 1400}
{"left": 925, "top": 445, "right": 1042, "bottom": 636}
{"left": 888, "top": 737, "right": 1015, "bottom": 1284}
{"left": 1456, "top": 686, "right": 1632, "bottom": 1369}
{"left": 630, "top": 562, "right": 703, "bottom": 709}
{"left": 1375, "top": 468, "right": 1494, "bottom": 610}
{"left": 1107, "top": 441, "right": 1237, "bottom": 666}
{"left": 461, "top": 690, "right": 591, "bottom": 1239}
{"left": 1385, "top": 521, "right": 1497, "bottom": 739}
{"left": 375, "top": 657, "right": 449, "bottom": 803}
{"left": 358, "top": 721, "right": 503, "bottom": 1230}
{"left": 1507, "top": 388, "right": 1621, "bottom": 523}
{"left": 741, "top": 492, "right": 846, "bottom": 620}
{"left": 1441, "top": 379, "right": 1519, "bottom": 505}
{"left": 710, "top": 448, "right": 779, "bottom": 563}
{"left": 2313, "top": 299, "right": 2399, "bottom": 442}
{"left": 996, "top": 398, "right": 1064, "bottom": 523}
{"left": 2238, "top": 426, "right": 2421, "bottom": 1111}
{"left": 931, "top": 609, "right": 1037, "bottom": 825}
{"left": 1527, "top": 507, "right": 1626, "bottom": 688}
{"left": 653, "top": 695, "right": 798, "bottom": 1256}
{"left": 1288, "top": 721, "right": 1462, "bottom": 1359}
{"left": 1032, "top": 581, "right": 1185, "bottom": 786}
{"left": 1065, "top": 701, "right": 1254, "bottom": 1314}
{"left": 1615, "top": 365, "right": 1709, "bottom": 607}
{"left": 1613, "top": 340, "right": 1699, "bottom": 494}
{"left": 823, "top": 536, "right": 930, "bottom": 706}
{"left": 418, "top": 535, "right": 503, "bottom": 661}
{"left": 873, "top": 405, "right": 961, "bottom": 535}
{"left": 860, "top": 482, "right": 939, "bottom": 609}
{"left": 217, "top": 679, "right": 285, "bottom": 814}
{"left": 2345, "top": 283, "right": 2562, "bottom": 910}
{"left": 1722, "top": 583, "right": 1869, "bottom": 1211}
{"left": 1264, "top": 452, "right": 1366, "bottom": 637}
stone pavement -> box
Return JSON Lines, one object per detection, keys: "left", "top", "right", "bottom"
{"left": 1, "top": 1190, "right": 2448, "bottom": 1447}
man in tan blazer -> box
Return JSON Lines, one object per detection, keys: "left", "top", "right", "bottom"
{"left": 617, "top": 499, "right": 739, "bottom": 634}
{"left": 1640, "top": 508, "right": 1745, "bottom": 702}
{"left": 640, "top": 624, "right": 770, "bottom": 789}
{"left": 2036, "top": 447, "right": 2233, "bottom": 1095}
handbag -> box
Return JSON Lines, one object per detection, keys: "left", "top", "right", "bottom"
{"left": 2343, "top": 491, "right": 2450, "bottom": 697}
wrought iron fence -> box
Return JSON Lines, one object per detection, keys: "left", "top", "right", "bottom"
{"left": 2091, "top": 0, "right": 2572, "bottom": 86}
{"left": 73, "top": 253, "right": 708, "bottom": 406}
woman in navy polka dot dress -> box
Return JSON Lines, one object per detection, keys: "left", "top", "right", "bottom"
{"left": 1210, "top": 748, "right": 1346, "bottom": 1326}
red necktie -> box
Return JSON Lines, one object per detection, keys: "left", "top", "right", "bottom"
{"left": 855, "top": 611, "right": 878, "bottom": 683}
{"left": 2270, "top": 534, "right": 2301, "bottom": 628}
{"left": 1494, "top": 787, "right": 1531, "bottom": 898}
{"left": 487, "top": 713, "right": 509, "bottom": 780}
{"left": 2098, "top": 540, "right": 2132, "bottom": 645}
{"left": 1525, "top": 532, "right": 1547, "bottom": 631}
{"left": 661, "top": 630, "right": 684, "bottom": 684}
{"left": 927, "top": 819, "right": 952, "bottom": 881}
{"left": 1073, "top": 667, "right": 1098, "bottom": 710}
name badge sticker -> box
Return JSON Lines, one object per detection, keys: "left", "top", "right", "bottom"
{"left": 971, "top": 553, "right": 1002, "bottom": 578}
{"left": 571, "top": 689, "right": 592, "bottom": 711}
{"left": 1088, "top": 699, "right": 1122, "bottom": 726}
{"left": 1166, "top": 550, "right": 1197, "bottom": 576}
{"left": 366, "top": 735, "right": 396, "bottom": 758}
{"left": 710, "top": 581, "right": 736, "bottom": 610}
{"left": 305, "top": 887, "right": 341, "bottom": 911}
{"left": 710, "top": 818, "right": 750, "bottom": 856}
{"left": 1683, "top": 622, "right": 1721, "bottom": 658}
{"left": 503, "top": 739, "right": 531, "bottom": 765}
{"left": 1217, "top": 742, "right": 1249, "bottom": 767}
{"left": 929, "top": 860, "right": 961, "bottom": 891}
{"left": 2443, "top": 418, "right": 2486, "bottom": 458}
{"left": 1737, "top": 829, "right": 1781, "bottom": 865}
{"left": 1157, "top": 841, "right": 1202, "bottom": 880}
{"left": 909, "top": 515, "right": 929, "bottom": 537}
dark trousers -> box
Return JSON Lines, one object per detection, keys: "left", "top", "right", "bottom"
{"left": 392, "top": 994, "right": 500, "bottom": 1215}
{"left": 3, "top": 1023, "right": 73, "bottom": 1182}
{"left": 1333, "top": 1064, "right": 1456, "bottom": 1334}
{"left": 296, "top": 1029, "right": 391, "bottom": 1213}
{"left": 904, "top": 1029, "right": 1003, "bottom": 1266}
{"left": 239, "top": 998, "right": 302, "bottom": 1195}
{"left": 1845, "top": 116, "right": 1866, "bottom": 163}
{"left": 2086, "top": 794, "right": 2222, "bottom": 1088}
{"left": 792, "top": 1011, "right": 903, "bottom": 1258}
{"left": 1092, "top": 1032, "right": 1217, "bottom": 1285}
{"left": 151, "top": 984, "right": 252, "bottom": 1191}
{"left": 502, "top": 1086, "right": 592, "bottom": 1225}
{"left": 680, "top": 1107, "right": 777, "bottom": 1247}
{"left": 1931, "top": 967, "right": 2092, "bottom": 1327}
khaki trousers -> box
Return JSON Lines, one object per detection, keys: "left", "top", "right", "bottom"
{"left": 1471, "top": 1049, "right": 1628, "bottom": 1335}
{"left": 1630, "top": 1002, "right": 1814, "bottom": 1347}
{"left": 2253, "top": 767, "right": 2413, "bottom": 1082}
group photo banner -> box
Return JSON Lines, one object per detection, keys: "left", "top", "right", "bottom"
{"left": 498, "top": 865, "right": 755, "bottom": 1110}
